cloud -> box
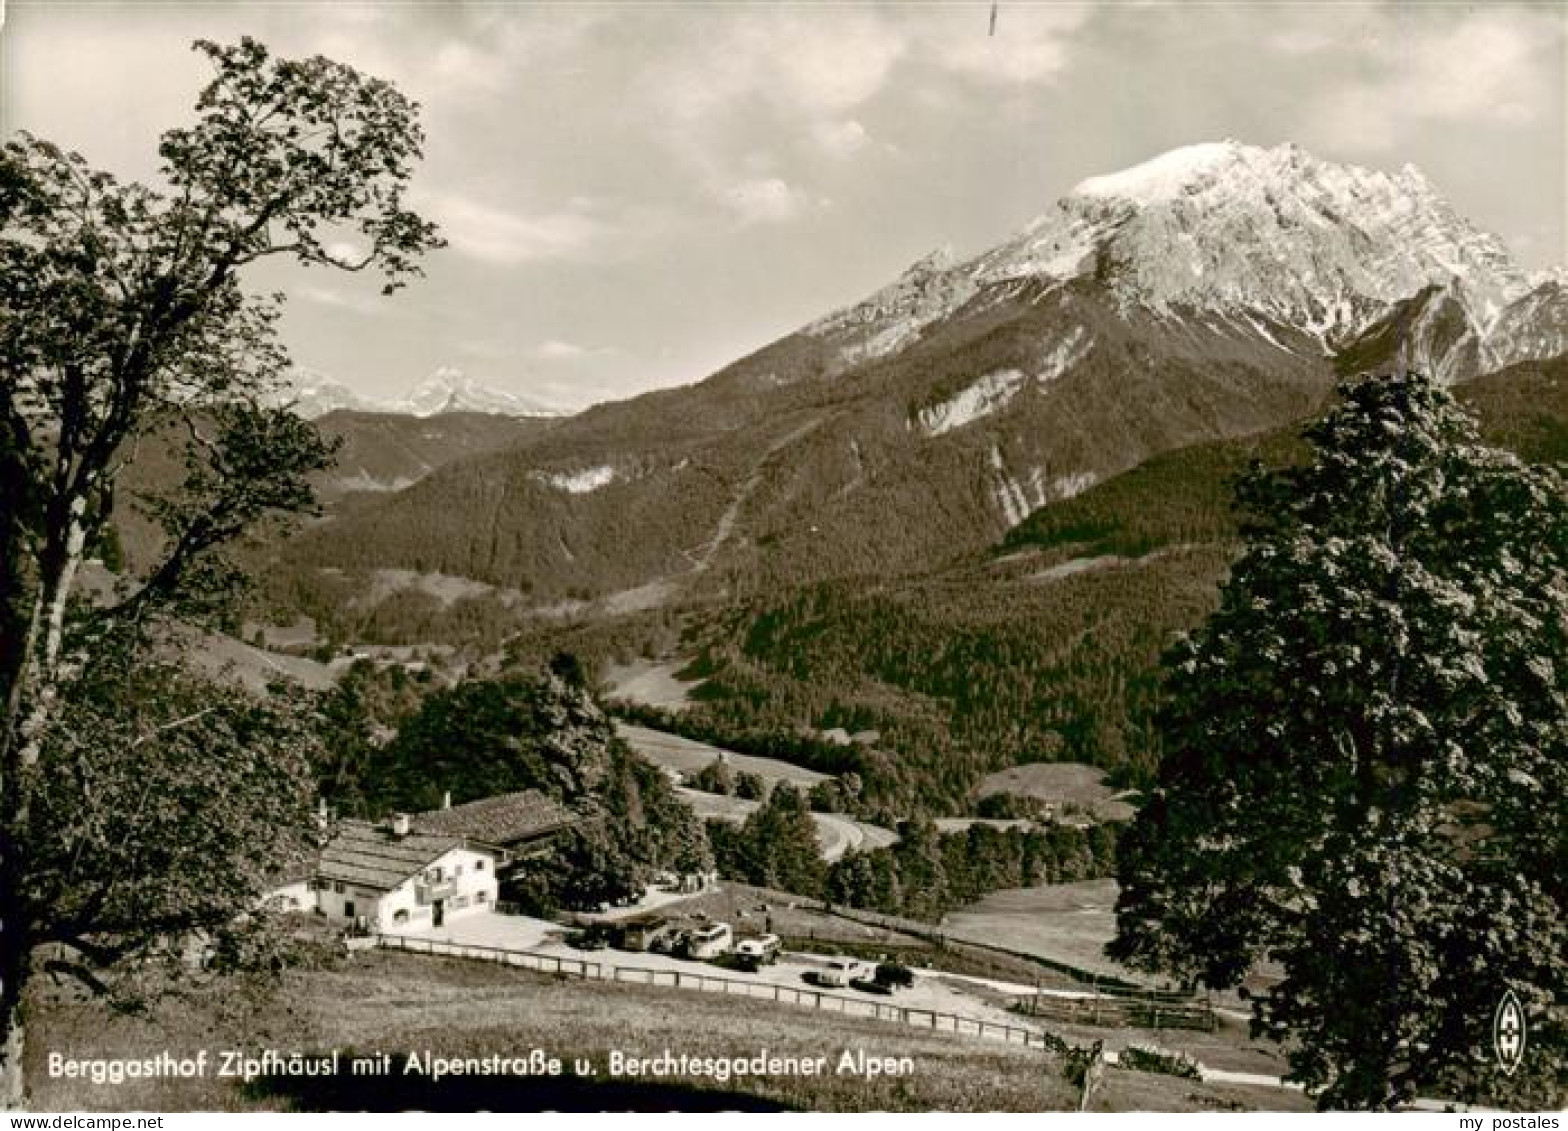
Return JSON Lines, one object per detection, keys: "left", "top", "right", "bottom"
{"left": 635, "top": 9, "right": 907, "bottom": 219}
{"left": 651, "top": 10, "right": 906, "bottom": 128}
{"left": 720, "top": 178, "right": 812, "bottom": 226}
{"left": 922, "top": 4, "right": 1093, "bottom": 86}
{"left": 535, "top": 339, "right": 587, "bottom": 360}
{"left": 417, "top": 191, "right": 613, "bottom": 265}
{"left": 533, "top": 339, "right": 622, "bottom": 362}
{"left": 764, "top": 11, "right": 908, "bottom": 115}
{"left": 813, "top": 119, "right": 870, "bottom": 160}
{"left": 1301, "top": 7, "right": 1562, "bottom": 151}
{"left": 296, "top": 283, "right": 385, "bottom": 316}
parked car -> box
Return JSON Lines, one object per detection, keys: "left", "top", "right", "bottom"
{"left": 804, "top": 956, "right": 873, "bottom": 988}
{"left": 568, "top": 925, "right": 612, "bottom": 951}
{"left": 617, "top": 916, "right": 675, "bottom": 953}
{"left": 682, "top": 922, "right": 734, "bottom": 960}
{"left": 875, "top": 961, "right": 915, "bottom": 989}
{"left": 850, "top": 976, "right": 894, "bottom": 995}
{"left": 733, "top": 933, "right": 782, "bottom": 971}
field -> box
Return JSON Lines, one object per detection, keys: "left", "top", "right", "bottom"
{"left": 182, "top": 628, "right": 338, "bottom": 693}
{"left": 976, "top": 762, "right": 1138, "bottom": 822}
{"left": 600, "top": 658, "right": 702, "bottom": 710}
{"left": 941, "top": 879, "right": 1131, "bottom": 981}
{"left": 25, "top": 950, "right": 1309, "bottom": 1112}
{"left": 615, "top": 722, "right": 827, "bottom": 786}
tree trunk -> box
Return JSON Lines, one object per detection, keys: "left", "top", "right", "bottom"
{"left": 0, "top": 826, "right": 26, "bottom": 1110}
{"left": 0, "top": 429, "right": 33, "bottom": 1109}
{"left": 0, "top": 483, "right": 81, "bottom": 1111}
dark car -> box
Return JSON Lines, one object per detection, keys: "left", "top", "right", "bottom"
{"left": 875, "top": 962, "right": 915, "bottom": 989}
{"left": 850, "top": 977, "right": 894, "bottom": 996}
{"left": 568, "top": 926, "right": 611, "bottom": 951}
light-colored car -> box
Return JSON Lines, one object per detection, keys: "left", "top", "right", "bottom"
{"left": 805, "top": 956, "right": 873, "bottom": 988}
{"left": 733, "top": 933, "right": 782, "bottom": 969}
{"left": 683, "top": 922, "right": 734, "bottom": 960}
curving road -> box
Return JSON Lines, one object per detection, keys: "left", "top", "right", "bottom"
{"left": 675, "top": 787, "right": 897, "bottom": 862}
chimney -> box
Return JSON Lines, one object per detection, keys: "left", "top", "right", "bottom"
{"left": 442, "top": 790, "right": 452, "bottom": 810}
{"left": 391, "top": 813, "right": 411, "bottom": 838}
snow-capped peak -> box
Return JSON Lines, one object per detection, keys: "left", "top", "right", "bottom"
{"left": 800, "top": 140, "right": 1554, "bottom": 375}
{"left": 983, "top": 140, "right": 1530, "bottom": 341}
{"left": 282, "top": 367, "right": 565, "bottom": 419}
{"left": 1071, "top": 140, "right": 1247, "bottom": 204}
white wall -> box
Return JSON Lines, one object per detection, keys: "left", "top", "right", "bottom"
{"left": 262, "top": 880, "right": 313, "bottom": 913}
{"left": 315, "top": 844, "right": 499, "bottom": 932}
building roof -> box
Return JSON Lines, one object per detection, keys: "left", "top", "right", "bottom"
{"left": 317, "top": 820, "right": 466, "bottom": 892}
{"left": 412, "top": 789, "right": 579, "bottom": 847}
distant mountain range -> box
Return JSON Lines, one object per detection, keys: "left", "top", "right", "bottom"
{"left": 274, "top": 141, "right": 1568, "bottom": 612}
{"left": 285, "top": 367, "right": 567, "bottom": 420}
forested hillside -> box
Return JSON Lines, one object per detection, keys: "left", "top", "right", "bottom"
{"left": 542, "top": 372, "right": 1566, "bottom": 815}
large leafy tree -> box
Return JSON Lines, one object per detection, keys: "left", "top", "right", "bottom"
{"left": 1110, "top": 372, "right": 1566, "bottom": 1109}
{"left": 24, "top": 660, "right": 321, "bottom": 996}
{"left": 0, "top": 37, "right": 440, "bottom": 1099}
{"left": 372, "top": 671, "right": 712, "bottom": 913}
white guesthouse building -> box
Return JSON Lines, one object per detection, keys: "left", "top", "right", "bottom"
{"left": 314, "top": 815, "right": 503, "bottom": 932}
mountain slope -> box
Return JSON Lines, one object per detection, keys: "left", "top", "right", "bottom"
{"left": 311, "top": 410, "right": 559, "bottom": 501}
{"left": 580, "top": 366, "right": 1566, "bottom": 812}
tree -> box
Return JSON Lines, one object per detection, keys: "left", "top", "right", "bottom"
{"left": 734, "top": 770, "right": 767, "bottom": 801}
{"left": 24, "top": 659, "right": 320, "bottom": 998}
{"left": 891, "top": 817, "right": 949, "bottom": 921}
{"left": 385, "top": 671, "right": 711, "bottom": 913}
{"left": 721, "top": 784, "right": 825, "bottom": 896}
{"left": 689, "top": 756, "right": 735, "bottom": 797}
{"left": 369, "top": 675, "right": 614, "bottom": 813}
{"left": 0, "top": 36, "right": 440, "bottom": 1097}
{"left": 1110, "top": 372, "right": 1566, "bottom": 1109}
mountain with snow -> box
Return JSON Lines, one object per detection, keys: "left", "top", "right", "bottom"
{"left": 285, "top": 370, "right": 375, "bottom": 419}
{"left": 283, "top": 367, "right": 564, "bottom": 420}
{"left": 398, "top": 367, "right": 563, "bottom": 418}
{"left": 279, "top": 140, "right": 1567, "bottom": 609}
{"left": 811, "top": 141, "right": 1554, "bottom": 381}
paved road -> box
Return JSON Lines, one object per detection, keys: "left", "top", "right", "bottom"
{"left": 394, "top": 908, "right": 1032, "bottom": 1031}
{"left": 675, "top": 786, "right": 897, "bottom": 862}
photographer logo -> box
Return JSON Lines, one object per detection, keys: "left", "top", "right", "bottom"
{"left": 1492, "top": 989, "right": 1526, "bottom": 1077}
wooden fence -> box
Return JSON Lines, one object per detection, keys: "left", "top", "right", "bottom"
{"left": 819, "top": 902, "right": 1150, "bottom": 993}
{"left": 1014, "top": 991, "right": 1216, "bottom": 1032}
{"left": 377, "top": 933, "right": 1051, "bottom": 1049}
{"left": 819, "top": 902, "right": 1215, "bottom": 1030}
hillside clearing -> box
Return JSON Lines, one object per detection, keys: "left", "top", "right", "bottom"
{"left": 976, "top": 762, "right": 1137, "bottom": 822}
{"left": 615, "top": 723, "right": 827, "bottom": 787}
{"left": 600, "top": 658, "right": 702, "bottom": 710}
{"left": 941, "top": 879, "right": 1130, "bottom": 981}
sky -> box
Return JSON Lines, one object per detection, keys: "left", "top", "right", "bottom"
{"left": 3, "top": 1, "right": 1565, "bottom": 411}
